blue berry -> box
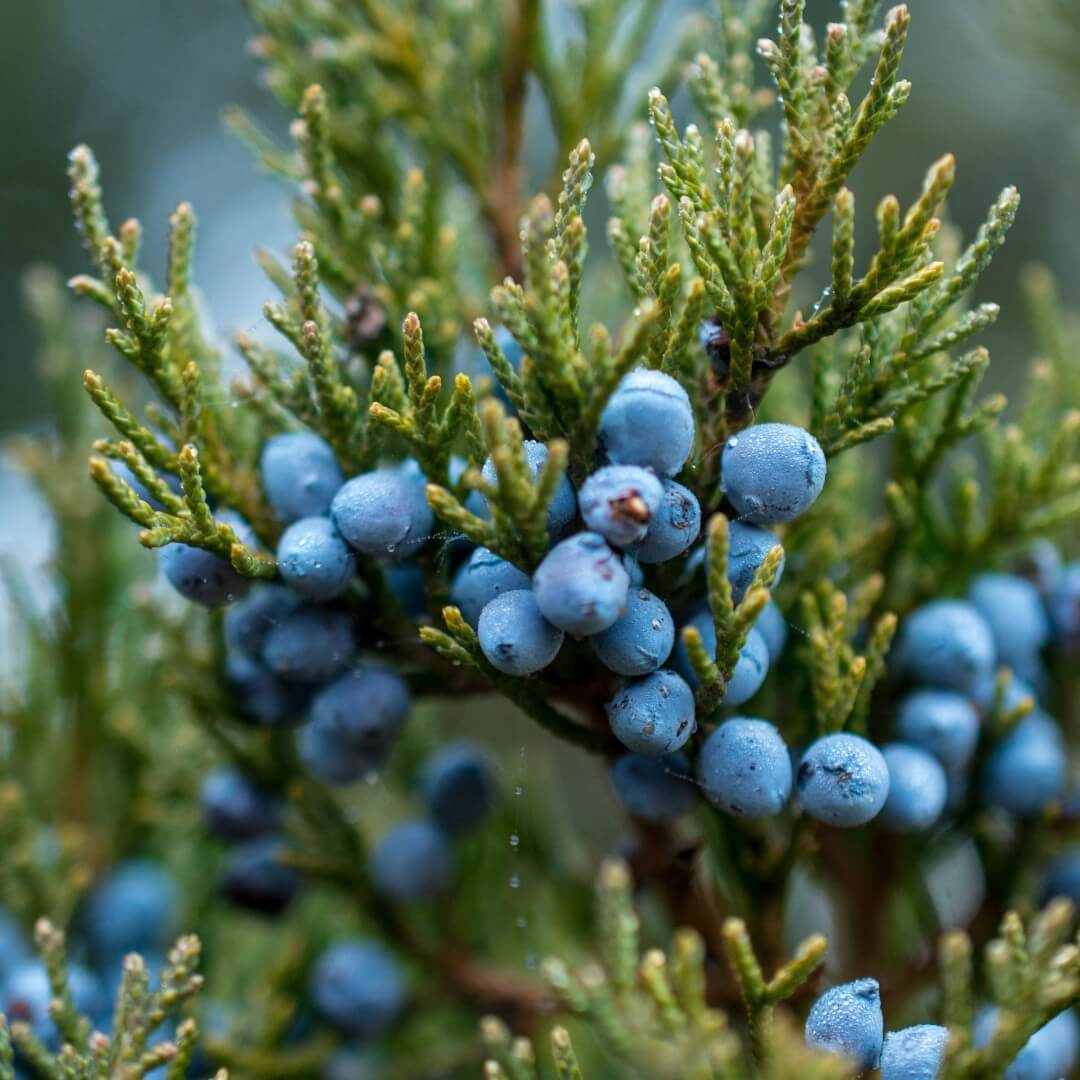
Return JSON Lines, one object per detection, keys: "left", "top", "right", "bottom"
{"left": 606, "top": 669, "right": 696, "bottom": 755}
{"left": 879, "top": 743, "right": 948, "bottom": 831}
{"left": 159, "top": 511, "right": 256, "bottom": 607}
{"left": 450, "top": 547, "right": 531, "bottom": 628}
{"left": 721, "top": 423, "right": 827, "bottom": 524}
{"left": 896, "top": 689, "right": 980, "bottom": 771}
{"left": 260, "top": 432, "right": 344, "bottom": 522}
{"left": 896, "top": 600, "right": 996, "bottom": 693}
{"left": 609, "top": 752, "right": 697, "bottom": 822}
{"left": 968, "top": 572, "right": 1050, "bottom": 672}
{"left": 1040, "top": 851, "right": 1080, "bottom": 907}
{"left": 481, "top": 440, "right": 577, "bottom": 538}
{"left": 623, "top": 554, "right": 645, "bottom": 587}
{"left": 589, "top": 587, "right": 674, "bottom": 676}
{"left": 261, "top": 606, "right": 354, "bottom": 684}
{"left": 879, "top": 1024, "right": 949, "bottom": 1080}
{"left": 83, "top": 859, "right": 177, "bottom": 958}
{"left": 3, "top": 962, "right": 104, "bottom": 1050}
{"left": 728, "top": 521, "right": 785, "bottom": 601}
{"left": 370, "top": 820, "right": 453, "bottom": 901}
{"left": 331, "top": 464, "right": 433, "bottom": 561}
{"left": 982, "top": 712, "right": 1067, "bottom": 817}
{"left": 384, "top": 561, "right": 428, "bottom": 617}
{"left": 221, "top": 837, "right": 300, "bottom": 915}
{"left": 579, "top": 465, "right": 664, "bottom": 548}
{"left": 533, "top": 532, "right": 630, "bottom": 636}
{"left": 311, "top": 939, "right": 405, "bottom": 1038}
{"left": 756, "top": 598, "right": 788, "bottom": 660}
{"left": 420, "top": 741, "right": 497, "bottom": 833}
{"left": 224, "top": 586, "right": 300, "bottom": 657}
{"left": 297, "top": 723, "right": 384, "bottom": 785}
{"left": 477, "top": 590, "right": 564, "bottom": 675}
{"left": 1049, "top": 562, "right": 1080, "bottom": 650}
{"left": 975, "top": 1006, "right": 1080, "bottom": 1080}
{"left": 276, "top": 516, "right": 355, "bottom": 601}
{"left": 804, "top": 978, "right": 884, "bottom": 1073}
{"left": 226, "top": 651, "right": 310, "bottom": 727}
{"left": 697, "top": 717, "right": 791, "bottom": 818}
{"left": 200, "top": 769, "right": 280, "bottom": 842}
{"left": 599, "top": 368, "right": 695, "bottom": 477}
{"left": 633, "top": 480, "right": 701, "bottom": 564}
{"left": 672, "top": 613, "right": 769, "bottom": 705}
{"left": 797, "top": 734, "right": 890, "bottom": 827}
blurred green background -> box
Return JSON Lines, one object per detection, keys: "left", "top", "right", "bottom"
{"left": 1, "top": 0, "right": 1078, "bottom": 435}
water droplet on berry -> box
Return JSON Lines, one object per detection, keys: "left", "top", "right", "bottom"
{"left": 508, "top": 834, "right": 520, "bottom": 848}
{"left": 513, "top": 785, "right": 523, "bottom": 797}
{"left": 509, "top": 874, "right": 521, "bottom": 889}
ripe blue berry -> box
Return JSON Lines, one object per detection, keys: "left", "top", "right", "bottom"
{"left": 728, "top": 521, "right": 785, "bottom": 601}
{"left": 633, "top": 480, "right": 701, "bottom": 564}
{"left": 225, "top": 651, "right": 310, "bottom": 727}
{"left": 579, "top": 465, "right": 664, "bottom": 547}
{"left": 756, "top": 598, "right": 788, "bottom": 660}
{"left": 221, "top": 837, "right": 300, "bottom": 915}
{"left": 721, "top": 423, "right": 827, "bottom": 524}
{"left": 370, "top": 820, "right": 453, "bottom": 901}
{"left": 797, "top": 733, "right": 890, "bottom": 827}
{"left": 609, "top": 752, "right": 697, "bottom": 822}
{"left": 673, "top": 613, "right": 769, "bottom": 705}
{"left": 478, "top": 590, "right": 564, "bottom": 675}
{"left": 420, "top": 741, "right": 497, "bottom": 833}
{"left": 968, "top": 572, "right": 1050, "bottom": 672}
{"left": 297, "top": 722, "right": 382, "bottom": 785}
{"left": 481, "top": 440, "right": 578, "bottom": 538}
{"left": 331, "top": 464, "right": 433, "bottom": 561}
{"left": 623, "top": 553, "right": 645, "bottom": 587}
{"left": 879, "top": 743, "right": 948, "bottom": 832}
{"left": 3, "top": 962, "right": 104, "bottom": 1049}
{"left": 1049, "top": 562, "right": 1080, "bottom": 650}
{"left": 200, "top": 769, "right": 280, "bottom": 842}
{"left": 159, "top": 511, "right": 256, "bottom": 607}
{"left": 975, "top": 1006, "right": 1080, "bottom": 1080}
{"left": 224, "top": 586, "right": 300, "bottom": 657}
{"left": 896, "top": 689, "right": 980, "bottom": 771}
{"left": 606, "top": 669, "right": 696, "bottom": 755}
{"left": 599, "top": 368, "right": 695, "bottom": 477}
{"left": 261, "top": 606, "right": 354, "bottom": 684}
{"left": 384, "top": 561, "right": 427, "bottom": 617}
{"left": 982, "top": 712, "right": 1067, "bottom": 817}
{"left": 1040, "top": 851, "right": 1080, "bottom": 907}
{"left": 697, "top": 717, "right": 791, "bottom": 818}
{"left": 259, "top": 432, "right": 343, "bottom": 522}
{"left": 532, "top": 532, "right": 630, "bottom": 636}
{"left": 83, "top": 859, "right": 177, "bottom": 958}
{"left": 804, "top": 978, "right": 884, "bottom": 1073}
{"left": 879, "top": 1024, "right": 949, "bottom": 1080}
{"left": 311, "top": 939, "right": 405, "bottom": 1038}
{"left": 276, "top": 515, "right": 356, "bottom": 601}
{"left": 896, "top": 600, "right": 996, "bottom": 693}
{"left": 589, "top": 587, "right": 674, "bottom": 676}
{"left": 450, "top": 547, "right": 531, "bottom": 628}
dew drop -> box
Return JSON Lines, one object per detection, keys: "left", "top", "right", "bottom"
{"left": 512, "top": 785, "right": 523, "bottom": 797}
{"left": 515, "top": 915, "right": 528, "bottom": 929}
{"left": 509, "top": 834, "right": 520, "bottom": 849}
{"left": 509, "top": 874, "right": 521, "bottom": 889}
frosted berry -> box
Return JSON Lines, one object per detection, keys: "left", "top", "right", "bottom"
{"left": 481, "top": 440, "right": 577, "bottom": 538}
{"left": 420, "top": 741, "right": 497, "bottom": 834}
{"left": 261, "top": 606, "right": 354, "bottom": 684}
{"left": 532, "top": 532, "right": 630, "bottom": 636}
{"left": 721, "top": 423, "right": 827, "bottom": 524}
{"left": 1049, "top": 562, "right": 1080, "bottom": 650}
{"left": 633, "top": 480, "right": 701, "bottom": 564}
{"left": 974, "top": 1006, "right": 1080, "bottom": 1080}
{"left": 797, "top": 733, "right": 890, "bottom": 827}
{"left": 450, "top": 547, "right": 531, "bottom": 628}
{"left": 384, "top": 561, "right": 427, "bottom": 617}
{"left": 896, "top": 600, "right": 996, "bottom": 693}
{"left": 879, "top": 743, "right": 948, "bottom": 832}
{"left": 370, "top": 820, "right": 453, "bottom": 901}
{"left": 579, "top": 465, "right": 664, "bottom": 548}
{"left": 673, "top": 612, "right": 769, "bottom": 705}
{"left": 983, "top": 711, "right": 1067, "bottom": 817}
{"left": 606, "top": 669, "right": 696, "bottom": 755}
{"left": 879, "top": 1024, "right": 949, "bottom": 1080}
{"left": 2, "top": 962, "right": 104, "bottom": 1049}
{"left": 478, "top": 589, "right": 564, "bottom": 676}
{"left": 896, "top": 689, "right": 980, "bottom": 771}
{"left": 276, "top": 515, "right": 356, "bottom": 601}
{"left": 311, "top": 939, "right": 405, "bottom": 1038}
{"left": 756, "top": 598, "right": 788, "bottom": 660}
{"left": 259, "top": 431, "right": 343, "bottom": 522}
{"left": 599, "top": 368, "right": 695, "bottom": 476}
{"left": 200, "top": 769, "right": 280, "bottom": 842}
{"left": 83, "top": 859, "right": 177, "bottom": 958}
{"left": 804, "top": 978, "right": 884, "bottom": 1072}
{"left": 697, "top": 717, "right": 791, "bottom": 818}
{"left": 609, "top": 752, "right": 697, "bottom": 822}
{"left": 589, "top": 587, "right": 674, "bottom": 677}
{"left": 224, "top": 585, "right": 299, "bottom": 657}
{"left": 728, "top": 521, "right": 785, "bottom": 601}
{"left": 968, "top": 572, "right": 1050, "bottom": 672}
{"left": 225, "top": 651, "right": 310, "bottom": 728}
{"left": 331, "top": 464, "right": 433, "bottom": 561}
{"left": 159, "top": 510, "right": 256, "bottom": 607}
